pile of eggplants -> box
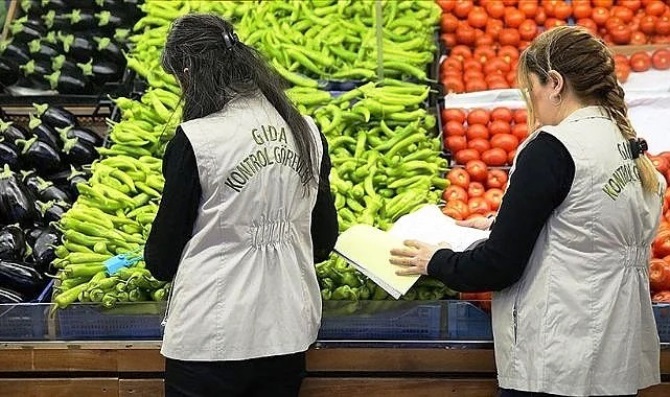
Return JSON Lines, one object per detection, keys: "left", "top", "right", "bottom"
{"left": 0, "top": 0, "right": 143, "bottom": 95}
{"left": 0, "top": 104, "right": 102, "bottom": 304}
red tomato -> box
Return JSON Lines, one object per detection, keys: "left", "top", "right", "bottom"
{"left": 443, "top": 108, "right": 467, "bottom": 123}
{"left": 437, "top": 0, "right": 455, "bottom": 12}
{"left": 484, "top": 188, "right": 504, "bottom": 211}
{"left": 474, "top": 46, "right": 497, "bottom": 63}
{"left": 544, "top": 18, "right": 567, "bottom": 29}
{"left": 488, "top": 78, "right": 511, "bottom": 90}
{"left": 481, "top": 148, "right": 508, "bottom": 166}
{"left": 593, "top": 0, "right": 613, "bottom": 7}
{"left": 659, "top": 151, "right": 670, "bottom": 164}
{"left": 498, "top": 45, "right": 520, "bottom": 62}
{"left": 535, "top": 8, "right": 547, "bottom": 25}
{"left": 455, "top": 148, "right": 481, "bottom": 164}
{"left": 475, "top": 34, "right": 495, "bottom": 47}
{"left": 519, "top": 1, "right": 538, "bottom": 18}
{"left": 657, "top": 16, "right": 670, "bottom": 35}
{"left": 447, "top": 168, "right": 471, "bottom": 189}
{"left": 486, "top": 19, "right": 504, "bottom": 39}
{"left": 654, "top": 230, "right": 670, "bottom": 258}
{"left": 491, "top": 107, "right": 513, "bottom": 123}
{"left": 441, "top": 33, "right": 457, "bottom": 48}
{"left": 554, "top": 2, "right": 573, "bottom": 20}
{"left": 630, "top": 51, "right": 652, "bottom": 72}
{"left": 499, "top": 28, "right": 521, "bottom": 46}
{"left": 630, "top": 31, "right": 648, "bottom": 45}
{"left": 442, "top": 185, "right": 469, "bottom": 203}
{"left": 577, "top": 18, "right": 598, "bottom": 35}
{"left": 466, "top": 79, "right": 488, "bottom": 92}
{"left": 442, "top": 206, "right": 465, "bottom": 221}
{"left": 491, "top": 133, "right": 520, "bottom": 152}
{"left": 463, "top": 58, "right": 483, "bottom": 72}
{"left": 508, "top": 149, "right": 516, "bottom": 165}
{"left": 441, "top": 13, "right": 459, "bottom": 33}
{"left": 454, "top": 0, "right": 474, "bottom": 18}
{"left": 489, "top": 120, "right": 512, "bottom": 135}
{"left": 640, "top": 15, "right": 658, "bottom": 35}
{"left": 446, "top": 120, "right": 466, "bottom": 136}
{"left": 468, "top": 197, "right": 492, "bottom": 215}
{"left": 651, "top": 155, "right": 670, "bottom": 174}
{"left": 446, "top": 135, "right": 467, "bottom": 153}
{"left": 518, "top": 19, "right": 538, "bottom": 41}
{"left": 487, "top": 169, "right": 509, "bottom": 189}
{"left": 457, "top": 25, "right": 477, "bottom": 45}
{"left": 610, "top": 24, "right": 632, "bottom": 45}
{"left": 466, "top": 124, "right": 490, "bottom": 140}
{"left": 653, "top": 35, "right": 670, "bottom": 45}
{"left": 573, "top": 3, "right": 592, "bottom": 19}
{"left": 592, "top": 7, "right": 610, "bottom": 26}
{"left": 468, "top": 6, "right": 489, "bottom": 29}
{"left": 615, "top": 62, "right": 632, "bottom": 83}
{"left": 465, "top": 160, "right": 489, "bottom": 183}
{"left": 445, "top": 199, "right": 470, "bottom": 219}
{"left": 511, "top": 122, "right": 528, "bottom": 140}
{"left": 486, "top": 0, "right": 506, "bottom": 19}
{"left": 513, "top": 109, "right": 528, "bottom": 124}
{"left": 468, "top": 182, "right": 486, "bottom": 198}
{"left": 451, "top": 45, "right": 473, "bottom": 61}
{"left": 652, "top": 48, "right": 670, "bottom": 70}
{"left": 444, "top": 78, "right": 465, "bottom": 94}
{"left": 505, "top": 9, "right": 525, "bottom": 28}
{"left": 652, "top": 291, "right": 670, "bottom": 303}
{"left": 646, "top": 0, "right": 667, "bottom": 17}
{"left": 467, "top": 109, "right": 490, "bottom": 125}
{"left": 650, "top": 258, "right": 670, "bottom": 291}
{"left": 468, "top": 138, "right": 492, "bottom": 154}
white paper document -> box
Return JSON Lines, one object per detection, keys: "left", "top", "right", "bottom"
{"left": 334, "top": 205, "right": 490, "bottom": 299}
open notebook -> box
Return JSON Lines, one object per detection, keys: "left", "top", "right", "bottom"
{"left": 334, "top": 205, "right": 490, "bottom": 299}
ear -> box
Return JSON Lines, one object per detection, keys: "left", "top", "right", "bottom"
{"left": 547, "top": 70, "right": 564, "bottom": 94}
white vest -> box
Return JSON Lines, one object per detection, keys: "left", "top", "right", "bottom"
{"left": 493, "top": 106, "right": 665, "bottom": 396}
{"left": 161, "top": 94, "right": 323, "bottom": 361}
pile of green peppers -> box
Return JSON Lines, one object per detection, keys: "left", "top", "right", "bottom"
{"left": 127, "top": 0, "right": 441, "bottom": 85}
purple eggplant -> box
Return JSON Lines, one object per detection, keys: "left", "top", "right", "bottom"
{"left": 95, "top": 10, "right": 124, "bottom": 31}
{"left": 78, "top": 58, "right": 121, "bottom": 86}
{"left": 25, "top": 227, "right": 46, "bottom": 247}
{"left": 0, "top": 165, "right": 39, "bottom": 226}
{"left": 56, "top": 125, "right": 101, "bottom": 147}
{"left": 0, "top": 140, "right": 21, "bottom": 171}
{"left": 19, "top": 59, "right": 53, "bottom": 88}
{"left": 45, "top": 69, "right": 91, "bottom": 95}
{"left": 21, "top": 170, "right": 41, "bottom": 199}
{"left": 28, "top": 114, "right": 60, "bottom": 150}
{"left": 9, "top": 16, "right": 46, "bottom": 44}
{"left": 0, "top": 121, "right": 30, "bottom": 145}
{"left": 66, "top": 167, "right": 88, "bottom": 200}
{"left": 58, "top": 32, "right": 94, "bottom": 63}
{"left": 35, "top": 178, "right": 70, "bottom": 203}
{"left": 43, "top": 0, "right": 71, "bottom": 11}
{"left": 0, "top": 57, "right": 20, "bottom": 89}
{"left": 94, "top": 37, "right": 126, "bottom": 65}
{"left": 15, "top": 137, "right": 62, "bottom": 176}
{"left": 62, "top": 136, "right": 98, "bottom": 166}
{"left": 42, "top": 10, "right": 71, "bottom": 31}
{"left": 114, "top": 28, "right": 131, "bottom": 45}
{"left": 34, "top": 104, "right": 78, "bottom": 130}
{"left": 0, "top": 225, "right": 28, "bottom": 261}
{"left": 27, "top": 39, "right": 60, "bottom": 63}
{"left": 0, "top": 259, "right": 45, "bottom": 296}
{"left": 32, "top": 227, "right": 60, "bottom": 271}
{"left": 38, "top": 200, "right": 69, "bottom": 225}
{"left": 51, "top": 55, "right": 78, "bottom": 75}
{"left": 0, "top": 40, "right": 31, "bottom": 65}
{"left": 20, "top": 0, "right": 45, "bottom": 15}
{"left": 0, "top": 287, "right": 25, "bottom": 304}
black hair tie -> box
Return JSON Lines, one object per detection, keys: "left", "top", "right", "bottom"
{"left": 629, "top": 138, "right": 648, "bottom": 159}
{"left": 222, "top": 30, "right": 239, "bottom": 50}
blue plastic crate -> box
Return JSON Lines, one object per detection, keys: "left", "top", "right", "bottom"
{"left": 57, "top": 302, "right": 165, "bottom": 340}
{"left": 653, "top": 303, "right": 670, "bottom": 343}
{"left": 319, "top": 301, "right": 442, "bottom": 340}
{"left": 446, "top": 301, "right": 493, "bottom": 341}
{"left": 0, "top": 281, "right": 53, "bottom": 341}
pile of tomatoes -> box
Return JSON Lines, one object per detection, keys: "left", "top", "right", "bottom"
{"left": 614, "top": 48, "right": 670, "bottom": 83}
{"left": 572, "top": 0, "right": 670, "bottom": 45}
{"left": 443, "top": 162, "right": 507, "bottom": 221}
{"left": 440, "top": 44, "right": 522, "bottom": 93}
{"left": 649, "top": 151, "right": 670, "bottom": 302}
{"left": 442, "top": 107, "right": 529, "bottom": 166}
{"left": 437, "top": 0, "right": 573, "bottom": 49}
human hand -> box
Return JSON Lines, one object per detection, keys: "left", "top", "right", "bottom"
{"left": 456, "top": 216, "right": 494, "bottom": 231}
{"left": 389, "top": 240, "right": 452, "bottom": 276}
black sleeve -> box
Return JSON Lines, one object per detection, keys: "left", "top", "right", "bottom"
{"left": 144, "top": 127, "right": 201, "bottom": 282}
{"left": 311, "top": 133, "right": 339, "bottom": 263}
{"left": 427, "top": 132, "right": 575, "bottom": 292}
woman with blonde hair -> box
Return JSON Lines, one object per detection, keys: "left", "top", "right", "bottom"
{"left": 391, "top": 26, "right": 665, "bottom": 397}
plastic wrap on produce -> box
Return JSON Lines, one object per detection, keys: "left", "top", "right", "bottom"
{"left": 622, "top": 70, "right": 670, "bottom": 93}
{"left": 443, "top": 89, "right": 525, "bottom": 110}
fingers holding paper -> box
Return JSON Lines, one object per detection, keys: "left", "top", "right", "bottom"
{"left": 390, "top": 239, "right": 451, "bottom": 276}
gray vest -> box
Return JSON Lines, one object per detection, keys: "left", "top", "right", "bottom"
{"left": 493, "top": 106, "right": 664, "bottom": 395}
{"left": 161, "top": 94, "right": 323, "bottom": 361}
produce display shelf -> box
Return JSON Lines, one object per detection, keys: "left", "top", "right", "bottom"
{"left": 0, "top": 280, "right": 53, "bottom": 341}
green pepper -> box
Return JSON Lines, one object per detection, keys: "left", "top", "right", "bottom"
{"left": 53, "top": 282, "right": 90, "bottom": 308}
{"left": 66, "top": 252, "right": 112, "bottom": 264}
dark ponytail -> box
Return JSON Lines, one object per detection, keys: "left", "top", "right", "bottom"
{"left": 161, "top": 14, "right": 318, "bottom": 189}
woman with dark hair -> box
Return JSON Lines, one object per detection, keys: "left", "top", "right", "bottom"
{"left": 390, "top": 26, "right": 664, "bottom": 397}
{"left": 143, "top": 14, "right": 338, "bottom": 397}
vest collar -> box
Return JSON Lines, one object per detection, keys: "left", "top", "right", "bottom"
{"left": 561, "top": 105, "right": 609, "bottom": 124}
